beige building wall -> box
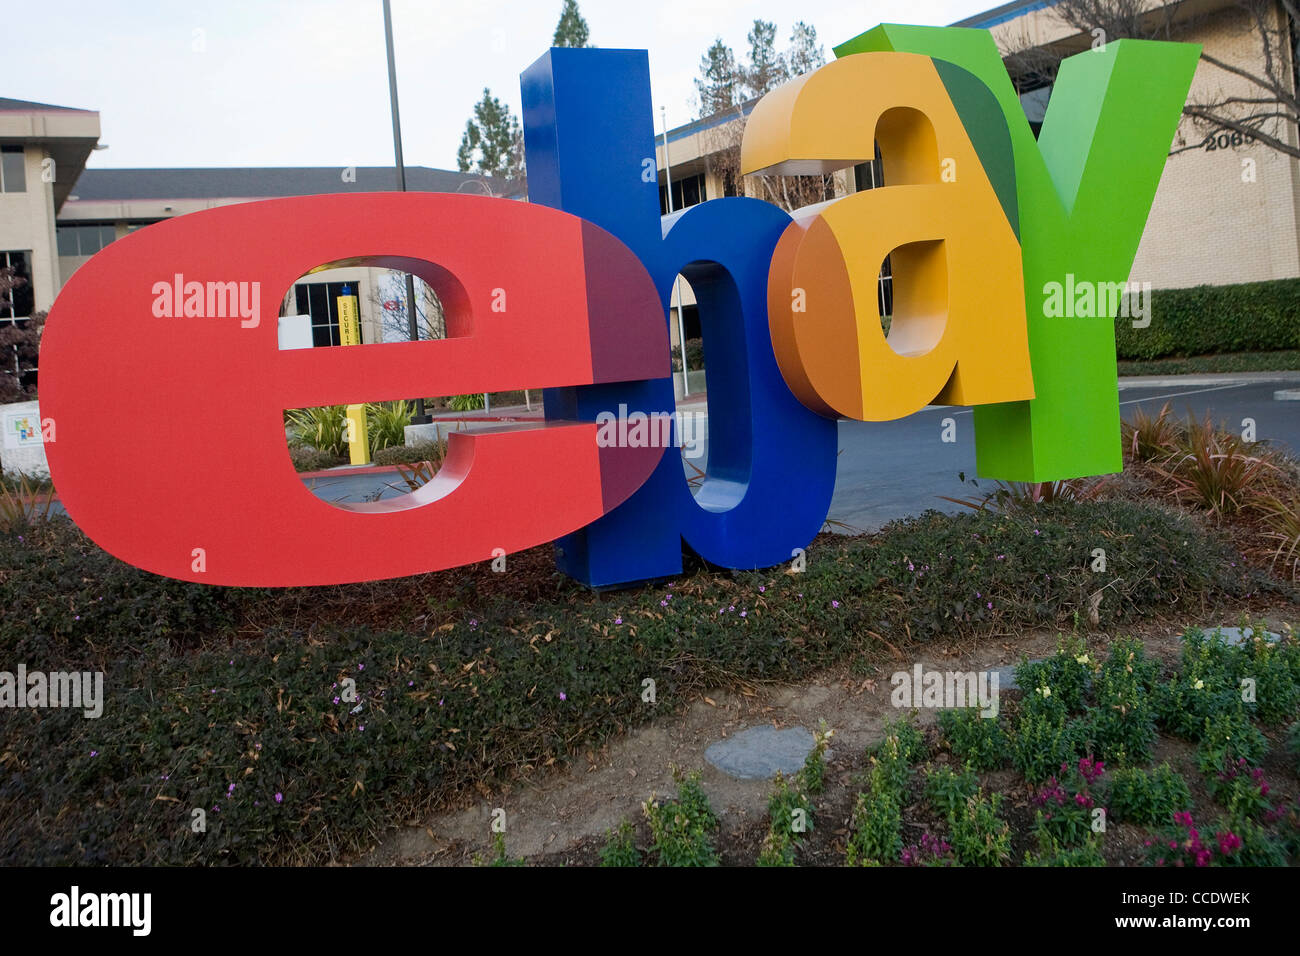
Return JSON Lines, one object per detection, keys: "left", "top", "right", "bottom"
{"left": 0, "top": 103, "right": 99, "bottom": 314}
{"left": 1131, "top": 4, "right": 1300, "bottom": 287}
{"left": 987, "top": 0, "right": 1300, "bottom": 289}
{"left": 58, "top": 197, "right": 396, "bottom": 342}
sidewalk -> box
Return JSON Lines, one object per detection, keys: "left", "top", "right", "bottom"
{"left": 1117, "top": 369, "right": 1300, "bottom": 389}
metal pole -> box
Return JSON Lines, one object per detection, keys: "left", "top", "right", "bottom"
{"left": 382, "top": 0, "right": 427, "bottom": 423}
{"left": 661, "top": 106, "right": 689, "bottom": 397}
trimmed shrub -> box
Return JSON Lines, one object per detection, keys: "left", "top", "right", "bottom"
{"left": 1114, "top": 278, "right": 1300, "bottom": 361}
{"left": 372, "top": 439, "right": 446, "bottom": 468}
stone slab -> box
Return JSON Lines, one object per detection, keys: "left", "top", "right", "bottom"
{"left": 704, "top": 725, "right": 815, "bottom": 781}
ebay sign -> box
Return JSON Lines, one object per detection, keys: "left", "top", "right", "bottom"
{"left": 38, "top": 24, "right": 1199, "bottom": 588}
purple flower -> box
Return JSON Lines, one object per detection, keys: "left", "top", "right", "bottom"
{"left": 89, "top": 751, "right": 98, "bottom": 757}
{"left": 614, "top": 617, "right": 622, "bottom": 625}
{"left": 275, "top": 792, "right": 283, "bottom": 804}
{"left": 831, "top": 600, "right": 840, "bottom": 609}
{"left": 559, "top": 692, "right": 567, "bottom": 701}
{"left": 740, "top": 611, "right": 748, "bottom": 618}
{"left": 758, "top": 586, "right": 766, "bottom": 592}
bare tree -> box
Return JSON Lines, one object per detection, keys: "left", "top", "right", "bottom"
{"left": 368, "top": 271, "right": 446, "bottom": 344}
{"left": 1003, "top": 0, "right": 1300, "bottom": 159}
{"left": 0, "top": 267, "right": 41, "bottom": 404}
{"left": 685, "top": 19, "right": 840, "bottom": 211}
{"left": 699, "top": 107, "right": 837, "bottom": 212}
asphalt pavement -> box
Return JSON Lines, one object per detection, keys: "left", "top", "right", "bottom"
{"left": 301, "top": 372, "right": 1300, "bottom": 533}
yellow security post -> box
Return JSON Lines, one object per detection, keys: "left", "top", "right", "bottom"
{"left": 337, "top": 285, "right": 370, "bottom": 465}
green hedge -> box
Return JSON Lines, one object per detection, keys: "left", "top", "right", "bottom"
{"left": 1114, "top": 277, "right": 1300, "bottom": 361}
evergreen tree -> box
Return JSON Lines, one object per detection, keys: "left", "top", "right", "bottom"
{"left": 695, "top": 39, "right": 738, "bottom": 118}
{"left": 456, "top": 88, "right": 524, "bottom": 182}
{"left": 787, "top": 21, "right": 826, "bottom": 76}
{"left": 740, "top": 19, "right": 788, "bottom": 100}
{"left": 552, "top": 0, "right": 590, "bottom": 48}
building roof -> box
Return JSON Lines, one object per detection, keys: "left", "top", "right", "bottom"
{"left": 0, "top": 96, "right": 96, "bottom": 113}
{"left": 69, "top": 166, "right": 520, "bottom": 202}
{"left": 952, "top": 0, "right": 1057, "bottom": 29}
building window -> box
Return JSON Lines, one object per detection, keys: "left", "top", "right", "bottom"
{"left": 1018, "top": 83, "right": 1052, "bottom": 139}
{"left": 0, "top": 251, "right": 33, "bottom": 320}
{"left": 660, "top": 172, "right": 705, "bottom": 214}
{"left": 0, "top": 146, "right": 25, "bottom": 193}
{"left": 294, "top": 281, "right": 359, "bottom": 347}
{"left": 56, "top": 222, "right": 118, "bottom": 257}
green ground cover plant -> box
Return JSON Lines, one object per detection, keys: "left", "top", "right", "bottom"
{"left": 0, "top": 497, "right": 1291, "bottom": 865}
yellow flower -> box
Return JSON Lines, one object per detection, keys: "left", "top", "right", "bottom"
{"left": 1193, "top": 680, "right": 1204, "bottom": 690}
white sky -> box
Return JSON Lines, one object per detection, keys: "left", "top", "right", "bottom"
{"left": 8, "top": 0, "right": 997, "bottom": 172}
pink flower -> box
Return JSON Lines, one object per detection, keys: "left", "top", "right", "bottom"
{"left": 1217, "top": 832, "right": 1242, "bottom": 854}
